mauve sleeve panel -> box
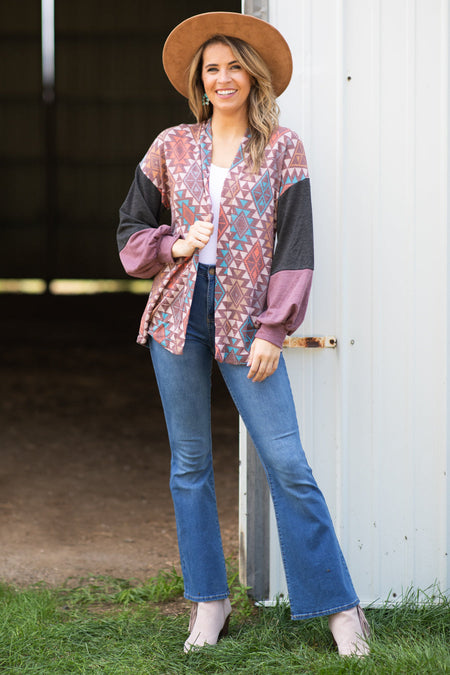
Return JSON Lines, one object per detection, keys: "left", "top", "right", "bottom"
{"left": 253, "top": 168, "right": 314, "bottom": 347}
{"left": 254, "top": 268, "right": 313, "bottom": 348}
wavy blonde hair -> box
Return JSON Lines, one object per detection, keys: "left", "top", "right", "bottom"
{"left": 187, "top": 35, "right": 280, "bottom": 172}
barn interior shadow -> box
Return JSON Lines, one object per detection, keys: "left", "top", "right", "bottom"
{"left": 0, "top": 293, "right": 239, "bottom": 585}
{"left": 1, "top": 0, "right": 242, "bottom": 586}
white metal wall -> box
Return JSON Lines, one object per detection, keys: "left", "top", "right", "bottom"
{"left": 240, "top": 0, "right": 449, "bottom": 605}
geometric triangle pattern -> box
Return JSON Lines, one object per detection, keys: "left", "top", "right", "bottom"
{"left": 136, "top": 119, "right": 310, "bottom": 364}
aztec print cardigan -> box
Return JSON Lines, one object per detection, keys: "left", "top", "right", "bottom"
{"left": 117, "top": 119, "right": 314, "bottom": 365}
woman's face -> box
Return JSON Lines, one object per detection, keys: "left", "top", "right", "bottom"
{"left": 201, "top": 42, "right": 252, "bottom": 116}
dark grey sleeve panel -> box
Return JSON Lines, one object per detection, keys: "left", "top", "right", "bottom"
{"left": 272, "top": 178, "right": 314, "bottom": 274}
{"left": 117, "top": 165, "right": 170, "bottom": 253}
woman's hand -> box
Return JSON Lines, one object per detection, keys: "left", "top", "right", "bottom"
{"left": 247, "top": 337, "right": 281, "bottom": 382}
{"left": 171, "top": 218, "right": 214, "bottom": 259}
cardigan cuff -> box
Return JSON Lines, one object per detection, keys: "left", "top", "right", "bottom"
{"left": 157, "top": 234, "right": 182, "bottom": 264}
{"left": 254, "top": 324, "right": 287, "bottom": 349}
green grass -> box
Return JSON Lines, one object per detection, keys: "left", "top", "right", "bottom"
{"left": 0, "top": 567, "right": 448, "bottom": 674}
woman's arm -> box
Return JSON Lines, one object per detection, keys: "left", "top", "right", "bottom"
{"left": 254, "top": 134, "right": 314, "bottom": 349}
{"left": 117, "top": 164, "right": 181, "bottom": 279}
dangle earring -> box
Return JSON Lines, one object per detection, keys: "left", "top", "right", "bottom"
{"left": 202, "top": 92, "right": 210, "bottom": 106}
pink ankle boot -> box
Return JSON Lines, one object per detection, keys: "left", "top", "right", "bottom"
{"left": 184, "top": 598, "right": 232, "bottom": 653}
{"left": 328, "top": 605, "right": 370, "bottom": 657}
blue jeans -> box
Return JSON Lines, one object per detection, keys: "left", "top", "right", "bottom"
{"left": 149, "top": 263, "right": 359, "bottom": 619}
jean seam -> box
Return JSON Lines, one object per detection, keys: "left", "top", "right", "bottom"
{"left": 184, "top": 590, "right": 230, "bottom": 602}
{"left": 290, "top": 599, "right": 360, "bottom": 620}
{"left": 264, "top": 472, "right": 296, "bottom": 604}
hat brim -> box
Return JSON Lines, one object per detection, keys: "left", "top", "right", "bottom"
{"left": 162, "top": 12, "right": 292, "bottom": 98}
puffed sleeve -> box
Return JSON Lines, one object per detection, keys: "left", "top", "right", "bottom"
{"left": 254, "top": 132, "right": 314, "bottom": 347}
{"left": 117, "top": 131, "right": 181, "bottom": 279}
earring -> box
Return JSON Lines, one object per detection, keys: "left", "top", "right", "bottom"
{"left": 202, "top": 92, "right": 210, "bottom": 106}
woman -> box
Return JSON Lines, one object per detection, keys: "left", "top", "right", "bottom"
{"left": 117, "top": 12, "right": 370, "bottom": 657}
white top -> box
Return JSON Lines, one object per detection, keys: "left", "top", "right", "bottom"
{"left": 198, "top": 163, "right": 229, "bottom": 265}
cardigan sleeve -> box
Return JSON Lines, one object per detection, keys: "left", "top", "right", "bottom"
{"left": 117, "top": 134, "right": 181, "bottom": 279}
{"left": 254, "top": 134, "right": 314, "bottom": 348}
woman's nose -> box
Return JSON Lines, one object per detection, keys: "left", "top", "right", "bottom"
{"left": 217, "top": 68, "right": 231, "bottom": 83}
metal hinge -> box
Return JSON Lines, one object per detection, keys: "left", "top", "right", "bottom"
{"left": 282, "top": 336, "right": 337, "bottom": 349}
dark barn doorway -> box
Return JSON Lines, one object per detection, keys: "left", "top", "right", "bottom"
{"left": 0, "top": 1, "right": 240, "bottom": 585}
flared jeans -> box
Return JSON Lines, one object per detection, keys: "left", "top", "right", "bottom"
{"left": 149, "top": 263, "right": 359, "bottom": 619}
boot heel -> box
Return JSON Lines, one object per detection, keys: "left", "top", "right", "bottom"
{"left": 188, "top": 602, "right": 198, "bottom": 632}
{"left": 356, "top": 605, "right": 371, "bottom": 639}
{"left": 218, "top": 614, "right": 230, "bottom": 639}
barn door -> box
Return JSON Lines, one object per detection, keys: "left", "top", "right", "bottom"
{"left": 240, "top": 0, "right": 450, "bottom": 606}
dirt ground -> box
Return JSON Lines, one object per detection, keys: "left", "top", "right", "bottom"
{"left": 0, "top": 293, "right": 239, "bottom": 587}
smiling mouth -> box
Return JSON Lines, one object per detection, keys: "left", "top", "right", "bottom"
{"left": 216, "top": 89, "right": 237, "bottom": 96}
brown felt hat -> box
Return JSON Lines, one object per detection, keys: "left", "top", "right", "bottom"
{"left": 162, "top": 12, "right": 293, "bottom": 98}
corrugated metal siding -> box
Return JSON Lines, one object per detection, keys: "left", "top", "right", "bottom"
{"left": 241, "top": 0, "right": 449, "bottom": 605}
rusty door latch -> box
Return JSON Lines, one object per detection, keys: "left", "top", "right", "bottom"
{"left": 282, "top": 336, "right": 337, "bottom": 349}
